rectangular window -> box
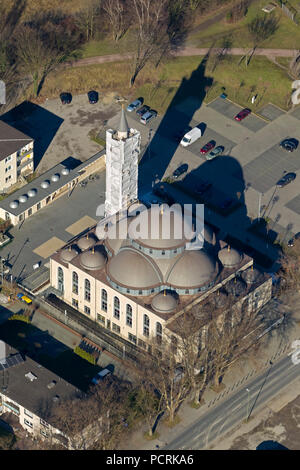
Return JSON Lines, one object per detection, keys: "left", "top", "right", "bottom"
{"left": 138, "top": 339, "right": 147, "bottom": 349}
{"left": 112, "top": 323, "right": 120, "bottom": 334}
{"left": 84, "top": 306, "right": 91, "bottom": 315}
{"left": 72, "top": 299, "right": 78, "bottom": 308}
{"left": 24, "top": 418, "right": 33, "bottom": 428}
{"left": 40, "top": 419, "right": 49, "bottom": 428}
{"left": 37, "top": 202, "right": 41, "bottom": 211}
{"left": 40, "top": 429, "right": 49, "bottom": 438}
{"left": 27, "top": 208, "right": 32, "bottom": 217}
{"left": 128, "top": 333, "right": 137, "bottom": 344}
{"left": 97, "top": 314, "right": 105, "bottom": 325}
{"left": 24, "top": 409, "right": 33, "bottom": 419}
{"left": 101, "top": 289, "right": 107, "bottom": 312}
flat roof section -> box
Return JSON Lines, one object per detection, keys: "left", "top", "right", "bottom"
{"left": 0, "top": 150, "right": 105, "bottom": 217}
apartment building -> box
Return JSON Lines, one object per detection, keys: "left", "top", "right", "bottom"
{"left": 0, "top": 121, "right": 34, "bottom": 192}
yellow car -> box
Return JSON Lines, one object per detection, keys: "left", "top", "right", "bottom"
{"left": 22, "top": 296, "right": 32, "bottom": 304}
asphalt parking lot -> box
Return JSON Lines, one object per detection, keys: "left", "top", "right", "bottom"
{"left": 258, "top": 104, "right": 286, "bottom": 121}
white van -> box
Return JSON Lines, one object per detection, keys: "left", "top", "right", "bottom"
{"left": 180, "top": 127, "right": 202, "bottom": 147}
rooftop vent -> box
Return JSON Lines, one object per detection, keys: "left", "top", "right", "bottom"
{"left": 25, "top": 372, "right": 37, "bottom": 382}
{"left": 28, "top": 189, "right": 37, "bottom": 198}
{"left": 52, "top": 395, "right": 60, "bottom": 402}
{"left": 9, "top": 200, "right": 19, "bottom": 209}
{"left": 41, "top": 180, "right": 50, "bottom": 189}
{"left": 19, "top": 194, "right": 28, "bottom": 203}
{"left": 61, "top": 168, "right": 70, "bottom": 176}
{"left": 51, "top": 173, "right": 60, "bottom": 182}
{"left": 47, "top": 380, "right": 57, "bottom": 389}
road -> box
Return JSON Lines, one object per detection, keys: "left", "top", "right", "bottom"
{"left": 165, "top": 353, "right": 300, "bottom": 450}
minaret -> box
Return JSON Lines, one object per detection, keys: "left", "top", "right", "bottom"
{"left": 105, "top": 106, "right": 140, "bottom": 217}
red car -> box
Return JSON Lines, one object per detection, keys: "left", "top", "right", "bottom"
{"left": 200, "top": 140, "right": 216, "bottom": 154}
{"left": 234, "top": 108, "right": 251, "bottom": 121}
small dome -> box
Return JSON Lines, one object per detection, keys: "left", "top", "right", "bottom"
{"left": 77, "top": 233, "right": 97, "bottom": 251}
{"left": 61, "top": 168, "right": 70, "bottom": 176}
{"left": 79, "top": 246, "right": 107, "bottom": 271}
{"left": 60, "top": 246, "right": 79, "bottom": 263}
{"left": 9, "top": 200, "right": 19, "bottom": 209}
{"left": 107, "top": 248, "right": 162, "bottom": 289}
{"left": 218, "top": 246, "right": 242, "bottom": 268}
{"left": 225, "top": 277, "right": 246, "bottom": 297}
{"left": 51, "top": 173, "right": 60, "bottom": 182}
{"left": 151, "top": 290, "right": 178, "bottom": 313}
{"left": 19, "top": 194, "right": 28, "bottom": 203}
{"left": 241, "top": 267, "right": 263, "bottom": 284}
{"left": 41, "top": 180, "right": 50, "bottom": 189}
{"left": 167, "top": 250, "right": 216, "bottom": 289}
{"left": 28, "top": 189, "right": 37, "bottom": 198}
{"left": 212, "top": 289, "right": 229, "bottom": 309}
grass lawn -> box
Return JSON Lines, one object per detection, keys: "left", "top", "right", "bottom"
{"left": 38, "top": 52, "right": 292, "bottom": 114}
{"left": 187, "top": 0, "right": 300, "bottom": 49}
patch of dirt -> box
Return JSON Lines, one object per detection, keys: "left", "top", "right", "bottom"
{"left": 229, "top": 395, "right": 300, "bottom": 450}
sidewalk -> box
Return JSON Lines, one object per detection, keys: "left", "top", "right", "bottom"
{"left": 119, "top": 292, "right": 300, "bottom": 450}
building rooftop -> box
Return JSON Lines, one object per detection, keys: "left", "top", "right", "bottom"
{"left": 0, "top": 150, "right": 105, "bottom": 216}
{"left": 0, "top": 343, "right": 78, "bottom": 419}
{"left": 0, "top": 120, "right": 33, "bottom": 161}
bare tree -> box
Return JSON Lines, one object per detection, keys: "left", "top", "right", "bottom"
{"left": 103, "top": 0, "right": 128, "bottom": 42}
{"left": 132, "top": 381, "right": 163, "bottom": 437}
{"left": 75, "top": 0, "right": 102, "bottom": 42}
{"left": 245, "top": 13, "right": 279, "bottom": 66}
{"left": 129, "top": 0, "right": 170, "bottom": 87}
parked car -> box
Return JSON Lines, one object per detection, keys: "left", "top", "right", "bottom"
{"left": 91, "top": 368, "right": 112, "bottom": 384}
{"left": 173, "top": 163, "right": 188, "bottom": 179}
{"left": 206, "top": 145, "right": 224, "bottom": 161}
{"left": 17, "top": 293, "right": 32, "bottom": 304}
{"left": 234, "top": 108, "right": 251, "bottom": 121}
{"left": 280, "top": 138, "right": 298, "bottom": 152}
{"left": 136, "top": 105, "right": 150, "bottom": 116}
{"left": 195, "top": 181, "right": 212, "bottom": 195}
{"left": 220, "top": 198, "right": 234, "bottom": 210}
{"left": 127, "top": 98, "right": 143, "bottom": 112}
{"left": 200, "top": 140, "right": 216, "bottom": 155}
{"left": 140, "top": 109, "right": 157, "bottom": 125}
{"left": 276, "top": 172, "right": 296, "bottom": 187}
{"left": 59, "top": 92, "right": 72, "bottom": 104}
{"left": 288, "top": 232, "right": 300, "bottom": 247}
{"left": 87, "top": 90, "right": 98, "bottom": 104}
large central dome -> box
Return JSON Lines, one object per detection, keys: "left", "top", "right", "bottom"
{"left": 128, "top": 205, "right": 194, "bottom": 250}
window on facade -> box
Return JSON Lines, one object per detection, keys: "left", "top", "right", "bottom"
{"left": 101, "top": 289, "right": 107, "bottom": 312}
{"left": 138, "top": 339, "right": 146, "bottom": 349}
{"left": 126, "top": 304, "right": 132, "bottom": 327}
{"left": 24, "top": 418, "right": 33, "bottom": 428}
{"left": 112, "top": 323, "right": 120, "bottom": 334}
{"left": 24, "top": 409, "right": 33, "bottom": 419}
{"left": 27, "top": 208, "right": 32, "bottom": 217}
{"left": 72, "top": 298, "right": 78, "bottom": 309}
{"left": 97, "top": 313, "right": 105, "bottom": 325}
{"left": 156, "top": 322, "right": 162, "bottom": 344}
{"left": 171, "top": 336, "right": 177, "bottom": 354}
{"left": 143, "top": 314, "right": 150, "bottom": 337}
{"left": 128, "top": 333, "right": 137, "bottom": 344}
{"left": 40, "top": 419, "right": 49, "bottom": 428}
{"left": 5, "top": 156, "right": 11, "bottom": 163}
{"left": 5, "top": 175, "right": 11, "bottom": 183}
{"left": 37, "top": 202, "right": 41, "bottom": 211}
{"left": 40, "top": 429, "right": 49, "bottom": 438}
{"left": 57, "top": 267, "right": 64, "bottom": 292}
{"left": 84, "top": 279, "right": 91, "bottom": 302}
{"left": 84, "top": 305, "right": 91, "bottom": 315}
{"left": 72, "top": 271, "right": 78, "bottom": 294}
{"left": 114, "top": 296, "right": 120, "bottom": 320}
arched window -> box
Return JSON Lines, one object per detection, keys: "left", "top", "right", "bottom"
{"left": 114, "top": 297, "right": 120, "bottom": 320}
{"left": 84, "top": 279, "right": 91, "bottom": 302}
{"left": 126, "top": 304, "right": 133, "bottom": 327}
{"left": 156, "top": 322, "right": 162, "bottom": 344}
{"left": 143, "top": 314, "right": 150, "bottom": 337}
{"left": 57, "top": 267, "right": 64, "bottom": 292}
{"left": 171, "top": 335, "right": 177, "bottom": 354}
{"left": 72, "top": 272, "right": 78, "bottom": 294}
{"left": 101, "top": 289, "right": 107, "bottom": 312}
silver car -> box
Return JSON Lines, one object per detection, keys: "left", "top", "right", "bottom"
{"left": 206, "top": 145, "right": 224, "bottom": 161}
{"left": 127, "top": 98, "right": 143, "bottom": 112}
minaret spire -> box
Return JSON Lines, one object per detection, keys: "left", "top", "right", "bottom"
{"left": 117, "top": 105, "right": 129, "bottom": 139}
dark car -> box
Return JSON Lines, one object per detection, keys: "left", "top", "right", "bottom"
{"left": 140, "top": 109, "right": 157, "bottom": 125}
{"left": 87, "top": 90, "right": 98, "bottom": 104}
{"left": 234, "top": 108, "right": 251, "bottom": 121}
{"left": 220, "top": 198, "right": 234, "bottom": 210}
{"left": 276, "top": 172, "right": 296, "bottom": 187}
{"left": 195, "top": 181, "right": 212, "bottom": 195}
{"left": 173, "top": 163, "right": 188, "bottom": 179}
{"left": 287, "top": 232, "right": 300, "bottom": 247}
{"left": 200, "top": 140, "right": 216, "bottom": 155}
{"left": 136, "top": 105, "right": 150, "bottom": 116}
{"left": 59, "top": 92, "right": 72, "bottom": 104}
{"left": 280, "top": 138, "right": 298, "bottom": 152}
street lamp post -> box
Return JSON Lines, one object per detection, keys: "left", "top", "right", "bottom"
{"left": 246, "top": 388, "right": 250, "bottom": 422}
